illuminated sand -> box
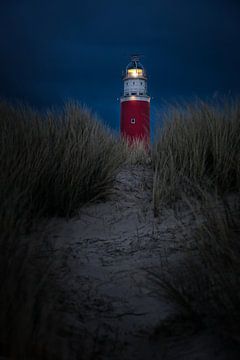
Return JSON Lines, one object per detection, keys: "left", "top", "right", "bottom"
{"left": 39, "top": 166, "right": 238, "bottom": 360}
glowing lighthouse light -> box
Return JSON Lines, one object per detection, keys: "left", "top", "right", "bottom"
{"left": 120, "top": 55, "right": 150, "bottom": 143}
{"left": 127, "top": 68, "right": 143, "bottom": 77}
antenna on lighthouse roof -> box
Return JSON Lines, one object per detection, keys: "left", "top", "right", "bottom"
{"left": 131, "top": 54, "right": 143, "bottom": 62}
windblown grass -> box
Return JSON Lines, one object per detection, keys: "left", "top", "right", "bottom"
{"left": 0, "top": 100, "right": 124, "bottom": 358}
{"left": 122, "top": 138, "right": 151, "bottom": 165}
{"left": 150, "top": 194, "right": 240, "bottom": 342}
{"left": 0, "top": 100, "right": 123, "bottom": 237}
{"left": 151, "top": 98, "right": 240, "bottom": 347}
{"left": 152, "top": 98, "right": 240, "bottom": 214}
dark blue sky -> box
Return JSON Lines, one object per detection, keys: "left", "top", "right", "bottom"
{"left": 0, "top": 0, "right": 240, "bottom": 130}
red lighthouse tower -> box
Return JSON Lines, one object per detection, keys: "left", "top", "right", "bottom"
{"left": 120, "top": 55, "right": 150, "bottom": 143}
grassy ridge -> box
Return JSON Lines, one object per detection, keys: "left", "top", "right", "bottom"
{"left": 152, "top": 98, "right": 240, "bottom": 343}
{"left": 0, "top": 100, "right": 124, "bottom": 238}
{"left": 153, "top": 99, "right": 240, "bottom": 214}
{"left": 1, "top": 97, "right": 240, "bottom": 356}
{"left": 0, "top": 100, "right": 124, "bottom": 358}
{"left": 151, "top": 195, "right": 240, "bottom": 341}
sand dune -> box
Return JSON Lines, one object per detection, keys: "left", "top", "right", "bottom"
{"left": 29, "top": 165, "right": 239, "bottom": 360}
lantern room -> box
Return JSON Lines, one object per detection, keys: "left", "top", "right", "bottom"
{"left": 122, "top": 56, "right": 148, "bottom": 98}
{"left": 124, "top": 57, "right": 146, "bottom": 79}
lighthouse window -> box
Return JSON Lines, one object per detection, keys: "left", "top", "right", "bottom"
{"left": 131, "top": 118, "right": 136, "bottom": 124}
{"left": 133, "top": 82, "right": 135, "bottom": 85}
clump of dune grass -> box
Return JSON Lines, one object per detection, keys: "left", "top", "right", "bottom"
{"left": 150, "top": 194, "right": 240, "bottom": 342}
{"left": 0, "top": 100, "right": 124, "bottom": 358}
{"left": 0, "top": 229, "right": 60, "bottom": 359}
{"left": 152, "top": 98, "right": 240, "bottom": 214}
{"left": 122, "top": 138, "right": 151, "bottom": 165}
{"left": 0, "top": 100, "right": 124, "bottom": 236}
{"left": 151, "top": 99, "right": 240, "bottom": 345}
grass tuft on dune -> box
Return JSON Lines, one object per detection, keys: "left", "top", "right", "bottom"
{"left": 122, "top": 138, "right": 151, "bottom": 165}
{"left": 152, "top": 98, "right": 240, "bottom": 214}
{"left": 150, "top": 195, "right": 240, "bottom": 341}
{"left": 151, "top": 98, "right": 240, "bottom": 343}
{"left": 0, "top": 100, "right": 124, "bottom": 358}
{"left": 0, "top": 100, "right": 124, "bottom": 238}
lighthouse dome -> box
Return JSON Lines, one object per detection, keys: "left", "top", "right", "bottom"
{"left": 124, "top": 56, "right": 146, "bottom": 79}
{"left": 126, "top": 60, "right": 144, "bottom": 71}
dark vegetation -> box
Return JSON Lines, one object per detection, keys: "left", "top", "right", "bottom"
{"left": 0, "top": 100, "right": 123, "bottom": 232}
{"left": 153, "top": 99, "right": 240, "bottom": 213}
{"left": 0, "top": 97, "right": 240, "bottom": 358}
{"left": 0, "top": 100, "right": 124, "bottom": 358}
{"left": 152, "top": 98, "right": 240, "bottom": 345}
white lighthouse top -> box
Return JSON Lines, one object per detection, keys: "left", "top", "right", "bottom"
{"left": 122, "top": 55, "right": 149, "bottom": 99}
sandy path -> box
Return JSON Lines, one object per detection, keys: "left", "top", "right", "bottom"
{"left": 39, "top": 166, "right": 238, "bottom": 360}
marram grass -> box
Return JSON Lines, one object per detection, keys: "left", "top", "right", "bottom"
{"left": 150, "top": 98, "right": 240, "bottom": 343}
{"left": 122, "top": 138, "right": 151, "bottom": 165}
{"left": 152, "top": 98, "right": 240, "bottom": 214}
{"left": 0, "top": 100, "right": 124, "bottom": 238}
{"left": 0, "top": 100, "right": 125, "bottom": 358}
{"left": 150, "top": 194, "right": 240, "bottom": 341}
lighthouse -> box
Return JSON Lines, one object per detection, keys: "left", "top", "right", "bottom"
{"left": 120, "top": 55, "right": 150, "bottom": 143}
